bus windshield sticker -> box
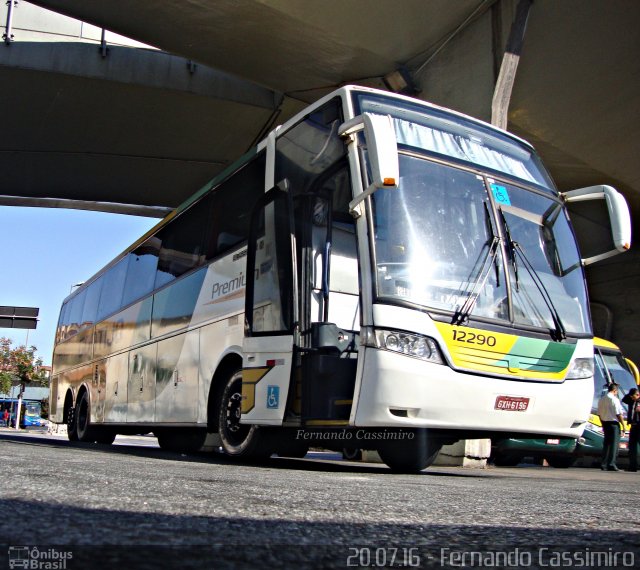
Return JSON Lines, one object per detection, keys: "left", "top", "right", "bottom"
{"left": 490, "top": 183, "right": 511, "bottom": 206}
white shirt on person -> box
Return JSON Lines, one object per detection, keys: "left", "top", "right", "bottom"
{"left": 597, "top": 392, "right": 624, "bottom": 422}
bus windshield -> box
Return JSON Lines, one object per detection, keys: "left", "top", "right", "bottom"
{"left": 599, "top": 351, "right": 638, "bottom": 398}
{"left": 358, "top": 94, "right": 590, "bottom": 335}
{"left": 25, "top": 402, "right": 42, "bottom": 417}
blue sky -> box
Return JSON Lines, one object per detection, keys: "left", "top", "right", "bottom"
{"left": 0, "top": 206, "right": 157, "bottom": 365}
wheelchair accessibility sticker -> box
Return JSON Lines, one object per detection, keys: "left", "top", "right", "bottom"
{"left": 490, "top": 183, "right": 511, "bottom": 206}
{"left": 267, "top": 385, "right": 280, "bottom": 409}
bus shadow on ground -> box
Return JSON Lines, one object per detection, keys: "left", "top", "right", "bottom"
{"left": 0, "top": 431, "right": 491, "bottom": 477}
{"left": 0, "top": 498, "right": 638, "bottom": 570}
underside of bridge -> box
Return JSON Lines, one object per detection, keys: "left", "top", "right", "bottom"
{"left": 2, "top": 0, "right": 639, "bottom": 358}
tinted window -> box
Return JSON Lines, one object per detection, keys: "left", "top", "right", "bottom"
{"left": 67, "top": 289, "right": 86, "bottom": 335}
{"left": 97, "top": 258, "right": 127, "bottom": 320}
{"left": 205, "top": 153, "right": 266, "bottom": 259}
{"left": 151, "top": 267, "right": 207, "bottom": 337}
{"left": 123, "top": 237, "right": 160, "bottom": 306}
{"left": 57, "top": 301, "right": 70, "bottom": 342}
{"left": 81, "top": 277, "right": 103, "bottom": 327}
{"left": 247, "top": 190, "right": 295, "bottom": 335}
{"left": 155, "top": 201, "right": 210, "bottom": 288}
{"left": 275, "top": 98, "right": 344, "bottom": 197}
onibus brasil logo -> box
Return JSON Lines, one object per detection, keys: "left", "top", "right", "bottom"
{"left": 8, "top": 547, "right": 73, "bottom": 569}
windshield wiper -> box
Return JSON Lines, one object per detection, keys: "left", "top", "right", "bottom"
{"left": 499, "top": 208, "right": 567, "bottom": 341}
{"left": 513, "top": 242, "right": 567, "bottom": 341}
{"left": 452, "top": 204, "right": 501, "bottom": 325}
{"left": 498, "top": 208, "right": 519, "bottom": 290}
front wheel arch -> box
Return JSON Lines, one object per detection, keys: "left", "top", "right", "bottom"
{"left": 217, "top": 367, "right": 272, "bottom": 460}
{"left": 207, "top": 353, "right": 243, "bottom": 434}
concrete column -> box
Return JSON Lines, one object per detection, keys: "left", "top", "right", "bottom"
{"left": 433, "top": 439, "right": 491, "bottom": 468}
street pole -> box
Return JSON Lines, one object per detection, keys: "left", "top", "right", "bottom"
{"left": 15, "top": 385, "right": 23, "bottom": 430}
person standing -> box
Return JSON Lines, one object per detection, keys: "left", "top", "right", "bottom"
{"left": 597, "top": 383, "right": 625, "bottom": 471}
{"left": 622, "top": 387, "right": 639, "bottom": 472}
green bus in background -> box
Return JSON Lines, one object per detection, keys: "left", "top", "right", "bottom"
{"left": 491, "top": 338, "right": 640, "bottom": 467}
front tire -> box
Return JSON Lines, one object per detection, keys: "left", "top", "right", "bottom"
{"left": 218, "top": 369, "right": 272, "bottom": 460}
{"left": 378, "top": 430, "right": 442, "bottom": 473}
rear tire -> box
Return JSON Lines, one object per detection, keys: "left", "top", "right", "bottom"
{"left": 218, "top": 369, "right": 272, "bottom": 460}
{"left": 75, "top": 391, "right": 96, "bottom": 443}
{"left": 378, "top": 430, "right": 442, "bottom": 473}
{"left": 67, "top": 405, "right": 78, "bottom": 441}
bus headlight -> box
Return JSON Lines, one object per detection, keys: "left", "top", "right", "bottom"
{"left": 565, "top": 357, "right": 594, "bottom": 379}
{"left": 372, "top": 329, "right": 444, "bottom": 364}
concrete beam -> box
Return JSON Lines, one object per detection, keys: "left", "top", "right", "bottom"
{"left": 0, "top": 41, "right": 282, "bottom": 110}
{"left": 0, "top": 195, "right": 171, "bottom": 217}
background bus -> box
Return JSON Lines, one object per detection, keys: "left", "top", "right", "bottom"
{"left": 490, "top": 338, "right": 640, "bottom": 467}
{"left": 48, "top": 86, "right": 631, "bottom": 472}
{"left": 0, "top": 398, "right": 47, "bottom": 428}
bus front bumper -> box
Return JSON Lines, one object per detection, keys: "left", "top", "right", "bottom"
{"left": 352, "top": 347, "right": 592, "bottom": 439}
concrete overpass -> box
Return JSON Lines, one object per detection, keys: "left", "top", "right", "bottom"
{"left": 1, "top": 0, "right": 639, "bottom": 359}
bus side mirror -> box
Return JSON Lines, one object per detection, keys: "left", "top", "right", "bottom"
{"left": 340, "top": 113, "right": 399, "bottom": 217}
{"left": 363, "top": 113, "right": 399, "bottom": 189}
{"left": 561, "top": 185, "right": 632, "bottom": 266}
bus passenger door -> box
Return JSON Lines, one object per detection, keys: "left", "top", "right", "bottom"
{"left": 297, "top": 187, "right": 359, "bottom": 425}
{"left": 241, "top": 185, "right": 297, "bottom": 425}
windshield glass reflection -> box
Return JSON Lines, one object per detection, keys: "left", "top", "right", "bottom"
{"left": 371, "top": 155, "right": 590, "bottom": 334}
{"left": 372, "top": 155, "right": 508, "bottom": 320}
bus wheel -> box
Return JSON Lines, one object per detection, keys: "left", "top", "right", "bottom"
{"left": 67, "top": 405, "right": 79, "bottom": 442}
{"left": 378, "top": 430, "right": 442, "bottom": 473}
{"left": 75, "top": 391, "right": 96, "bottom": 443}
{"left": 218, "top": 369, "right": 272, "bottom": 461}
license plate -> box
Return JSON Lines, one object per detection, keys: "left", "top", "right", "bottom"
{"left": 619, "top": 442, "right": 628, "bottom": 450}
{"left": 546, "top": 439, "right": 560, "bottom": 445}
{"left": 495, "top": 395, "right": 530, "bottom": 411}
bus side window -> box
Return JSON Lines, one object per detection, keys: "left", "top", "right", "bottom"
{"left": 154, "top": 201, "right": 209, "bottom": 288}
{"left": 205, "top": 153, "right": 266, "bottom": 260}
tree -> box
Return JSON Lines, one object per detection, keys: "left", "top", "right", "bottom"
{"left": 0, "top": 337, "right": 48, "bottom": 396}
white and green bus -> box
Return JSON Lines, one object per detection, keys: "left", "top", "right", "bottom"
{"left": 49, "top": 86, "right": 631, "bottom": 472}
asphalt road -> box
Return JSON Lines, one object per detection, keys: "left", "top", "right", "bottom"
{"left": 1, "top": 429, "right": 638, "bottom": 569}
